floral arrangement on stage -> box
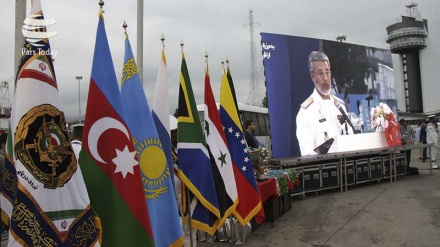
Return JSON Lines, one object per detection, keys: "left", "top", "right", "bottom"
{"left": 370, "top": 102, "right": 401, "bottom": 147}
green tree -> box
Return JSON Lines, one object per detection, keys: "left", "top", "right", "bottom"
{"left": 262, "top": 96, "right": 268, "bottom": 108}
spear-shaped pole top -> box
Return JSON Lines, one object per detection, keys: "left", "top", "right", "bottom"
{"left": 180, "top": 40, "right": 184, "bottom": 54}
{"left": 123, "top": 21, "right": 128, "bottom": 38}
{"left": 161, "top": 35, "right": 165, "bottom": 47}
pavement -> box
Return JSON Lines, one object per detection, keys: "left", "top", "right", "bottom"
{"left": 1, "top": 149, "right": 439, "bottom": 247}
{"left": 197, "top": 149, "right": 440, "bottom": 247}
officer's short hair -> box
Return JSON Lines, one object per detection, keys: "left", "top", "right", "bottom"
{"left": 244, "top": 120, "right": 254, "bottom": 129}
{"left": 308, "top": 51, "right": 330, "bottom": 72}
{"left": 71, "top": 125, "right": 84, "bottom": 141}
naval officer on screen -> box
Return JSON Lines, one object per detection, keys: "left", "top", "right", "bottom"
{"left": 296, "top": 51, "right": 353, "bottom": 156}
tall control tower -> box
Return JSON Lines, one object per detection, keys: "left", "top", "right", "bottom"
{"left": 386, "top": 3, "right": 440, "bottom": 115}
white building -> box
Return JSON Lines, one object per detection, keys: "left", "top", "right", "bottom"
{"left": 386, "top": 4, "right": 440, "bottom": 118}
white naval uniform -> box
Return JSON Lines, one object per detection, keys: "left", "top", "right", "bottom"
{"left": 71, "top": 140, "right": 82, "bottom": 162}
{"left": 426, "top": 123, "right": 438, "bottom": 161}
{"left": 296, "top": 88, "right": 353, "bottom": 156}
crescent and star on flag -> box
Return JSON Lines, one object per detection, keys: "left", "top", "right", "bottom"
{"left": 88, "top": 117, "right": 138, "bottom": 178}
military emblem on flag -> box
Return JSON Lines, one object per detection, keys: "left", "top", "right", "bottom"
{"left": 2, "top": 1, "right": 101, "bottom": 246}
{"left": 14, "top": 105, "right": 75, "bottom": 189}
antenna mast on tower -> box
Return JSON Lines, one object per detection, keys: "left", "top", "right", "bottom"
{"left": 245, "top": 9, "right": 261, "bottom": 106}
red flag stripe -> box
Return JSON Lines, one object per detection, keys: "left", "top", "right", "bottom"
{"left": 18, "top": 69, "right": 57, "bottom": 89}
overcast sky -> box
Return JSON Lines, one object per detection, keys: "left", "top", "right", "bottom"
{"left": 1, "top": 0, "right": 439, "bottom": 121}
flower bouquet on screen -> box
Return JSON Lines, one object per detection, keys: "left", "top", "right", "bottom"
{"left": 370, "top": 102, "right": 392, "bottom": 132}
{"left": 370, "top": 102, "right": 401, "bottom": 147}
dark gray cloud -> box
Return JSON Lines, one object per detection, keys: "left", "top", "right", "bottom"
{"left": 1, "top": 0, "right": 439, "bottom": 120}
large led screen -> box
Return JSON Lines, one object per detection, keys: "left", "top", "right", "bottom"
{"left": 261, "top": 33, "right": 397, "bottom": 158}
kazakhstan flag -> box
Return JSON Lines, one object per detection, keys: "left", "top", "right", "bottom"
{"left": 121, "top": 33, "right": 183, "bottom": 247}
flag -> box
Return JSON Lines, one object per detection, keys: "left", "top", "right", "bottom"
{"left": 151, "top": 46, "right": 175, "bottom": 191}
{"left": 121, "top": 34, "right": 183, "bottom": 247}
{"left": 79, "top": 12, "right": 154, "bottom": 246}
{"left": 3, "top": 1, "right": 100, "bottom": 245}
{"left": 177, "top": 53, "right": 220, "bottom": 233}
{"left": 1, "top": 121, "right": 14, "bottom": 226}
{"left": 1, "top": 155, "right": 16, "bottom": 229}
{"left": 219, "top": 68, "right": 263, "bottom": 225}
{"left": 1, "top": 121, "right": 15, "bottom": 232}
{"left": 203, "top": 68, "right": 238, "bottom": 225}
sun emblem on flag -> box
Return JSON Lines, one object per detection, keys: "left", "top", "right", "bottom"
{"left": 134, "top": 137, "right": 170, "bottom": 200}
{"left": 14, "top": 104, "right": 76, "bottom": 189}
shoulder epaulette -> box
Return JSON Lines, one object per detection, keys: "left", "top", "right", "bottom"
{"left": 301, "top": 97, "right": 314, "bottom": 109}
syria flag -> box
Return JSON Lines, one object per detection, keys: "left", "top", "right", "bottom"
{"left": 79, "top": 13, "right": 154, "bottom": 246}
{"left": 203, "top": 68, "right": 238, "bottom": 226}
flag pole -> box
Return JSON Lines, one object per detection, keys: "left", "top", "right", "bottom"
{"left": 137, "top": 0, "right": 144, "bottom": 84}
{"left": 14, "top": 0, "right": 26, "bottom": 79}
{"left": 185, "top": 187, "right": 195, "bottom": 247}
{"left": 205, "top": 52, "right": 218, "bottom": 247}
{"left": 205, "top": 52, "right": 209, "bottom": 73}
{"left": 181, "top": 40, "right": 195, "bottom": 247}
{"left": 161, "top": 34, "right": 165, "bottom": 51}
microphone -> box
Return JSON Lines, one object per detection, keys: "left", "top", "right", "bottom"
{"left": 365, "top": 95, "right": 373, "bottom": 101}
{"left": 356, "top": 100, "right": 361, "bottom": 116}
{"left": 334, "top": 99, "right": 354, "bottom": 129}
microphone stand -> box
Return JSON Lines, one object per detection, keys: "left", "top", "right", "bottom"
{"left": 339, "top": 115, "right": 354, "bottom": 135}
{"left": 344, "top": 92, "right": 350, "bottom": 135}
{"left": 366, "top": 95, "right": 373, "bottom": 131}
{"left": 335, "top": 98, "right": 355, "bottom": 134}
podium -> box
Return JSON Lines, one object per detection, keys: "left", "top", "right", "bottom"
{"left": 328, "top": 132, "right": 388, "bottom": 153}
